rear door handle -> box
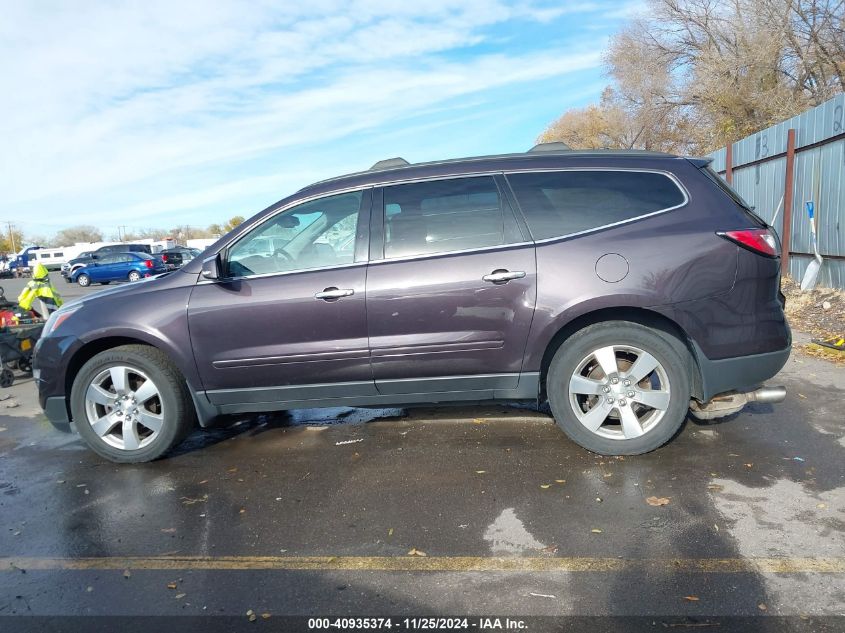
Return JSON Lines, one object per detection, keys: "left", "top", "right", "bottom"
{"left": 315, "top": 287, "right": 355, "bottom": 301}
{"left": 482, "top": 270, "right": 526, "bottom": 284}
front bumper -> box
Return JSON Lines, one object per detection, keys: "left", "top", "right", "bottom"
{"left": 43, "top": 396, "right": 72, "bottom": 432}
{"left": 34, "top": 334, "right": 79, "bottom": 433}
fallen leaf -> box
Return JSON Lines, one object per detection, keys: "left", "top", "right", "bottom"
{"left": 817, "top": 503, "right": 827, "bottom": 509}
{"left": 797, "top": 393, "right": 807, "bottom": 399}
{"left": 745, "top": 463, "right": 753, "bottom": 468}
{"left": 540, "top": 484, "right": 551, "bottom": 489}
{"left": 707, "top": 484, "right": 724, "bottom": 492}
{"left": 261, "top": 613, "right": 271, "bottom": 620}
{"left": 239, "top": 508, "right": 246, "bottom": 514}
{"left": 167, "top": 582, "right": 177, "bottom": 590}
{"left": 591, "top": 528, "right": 603, "bottom": 534}
{"left": 175, "top": 593, "right": 186, "bottom": 599}
{"left": 388, "top": 528, "right": 393, "bottom": 537}
{"left": 407, "top": 548, "right": 427, "bottom": 557}
{"left": 246, "top": 609, "right": 257, "bottom": 622}
{"left": 555, "top": 479, "right": 566, "bottom": 484}
{"left": 472, "top": 418, "right": 486, "bottom": 424}
{"left": 181, "top": 494, "right": 208, "bottom": 505}
{"left": 161, "top": 528, "right": 176, "bottom": 533}
{"left": 595, "top": 497, "right": 602, "bottom": 502}
{"left": 475, "top": 470, "right": 487, "bottom": 474}
{"left": 197, "top": 480, "right": 208, "bottom": 484}
{"left": 56, "top": 480, "right": 66, "bottom": 484}
{"left": 529, "top": 592, "right": 556, "bottom": 599}
{"left": 646, "top": 496, "right": 670, "bottom": 506}
{"left": 758, "top": 603, "right": 767, "bottom": 611}
{"left": 123, "top": 570, "right": 131, "bottom": 579}
{"left": 227, "top": 467, "right": 238, "bottom": 474}
{"left": 683, "top": 596, "right": 700, "bottom": 602}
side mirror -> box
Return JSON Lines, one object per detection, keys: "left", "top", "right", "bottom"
{"left": 201, "top": 254, "right": 223, "bottom": 280}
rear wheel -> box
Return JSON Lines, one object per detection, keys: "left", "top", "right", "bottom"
{"left": 547, "top": 321, "right": 691, "bottom": 455}
{"left": 76, "top": 273, "right": 90, "bottom": 287}
{"left": 128, "top": 270, "right": 141, "bottom": 282}
{"left": 70, "top": 345, "right": 196, "bottom": 462}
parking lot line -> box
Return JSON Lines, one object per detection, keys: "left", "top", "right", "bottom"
{"left": 3, "top": 556, "right": 844, "bottom": 573}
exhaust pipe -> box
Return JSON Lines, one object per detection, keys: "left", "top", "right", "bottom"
{"left": 689, "top": 385, "right": 787, "bottom": 420}
{"left": 746, "top": 386, "right": 786, "bottom": 404}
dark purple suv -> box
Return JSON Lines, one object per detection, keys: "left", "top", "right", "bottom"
{"left": 34, "top": 146, "right": 790, "bottom": 462}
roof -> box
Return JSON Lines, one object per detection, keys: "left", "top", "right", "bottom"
{"left": 297, "top": 145, "right": 683, "bottom": 197}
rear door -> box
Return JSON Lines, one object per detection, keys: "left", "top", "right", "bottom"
{"left": 366, "top": 175, "right": 537, "bottom": 395}
{"left": 89, "top": 254, "right": 120, "bottom": 281}
{"left": 187, "top": 190, "right": 374, "bottom": 406}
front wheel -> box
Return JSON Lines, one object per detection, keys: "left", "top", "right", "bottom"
{"left": 128, "top": 270, "right": 141, "bottom": 282}
{"left": 547, "top": 321, "right": 691, "bottom": 455}
{"left": 70, "top": 345, "right": 197, "bottom": 462}
{"left": 76, "top": 273, "right": 90, "bottom": 287}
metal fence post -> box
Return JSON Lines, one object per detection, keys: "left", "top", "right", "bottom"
{"left": 782, "top": 129, "right": 796, "bottom": 275}
{"left": 725, "top": 143, "right": 733, "bottom": 184}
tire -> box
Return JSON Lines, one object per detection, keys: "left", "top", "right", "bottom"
{"left": 546, "top": 321, "right": 691, "bottom": 455}
{"left": 76, "top": 274, "right": 90, "bottom": 287}
{"left": 128, "top": 270, "right": 141, "bottom": 282}
{"left": 70, "top": 345, "right": 197, "bottom": 463}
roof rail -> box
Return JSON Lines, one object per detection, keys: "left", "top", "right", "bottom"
{"left": 528, "top": 141, "right": 571, "bottom": 152}
{"left": 370, "top": 157, "right": 410, "bottom": 170}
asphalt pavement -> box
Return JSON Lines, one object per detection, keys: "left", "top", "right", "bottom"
{"left": 0, "top": 273, "right": 843, "bottom": 631}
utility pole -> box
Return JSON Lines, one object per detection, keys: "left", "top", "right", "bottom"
{"left": 118, "top": 225, "right": 126, "bottom": 241}
{"left": 6, "top": 222, "right": 16, "bottom": 253}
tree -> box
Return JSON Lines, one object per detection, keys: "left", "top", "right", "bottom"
{"left": 53, "top": 225, "right": 104, "bottom": 246}
{"left": 223, "top": 216, "right": 245, "bottom": 232}
{"left": 0, "top": 226, "right": 26, "bottom": 254}
{"left": 541, "top": 0, "right": 845, "bottom": 153}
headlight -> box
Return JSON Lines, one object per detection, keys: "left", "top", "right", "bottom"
{"left": 42, "top": 306, "right": 80, "bottom": 337}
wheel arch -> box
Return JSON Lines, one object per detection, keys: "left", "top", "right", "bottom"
{"left": 537, "top": 306, "right": 703, "bottom": 402}
{"left": 64, "top": 335, "right": 216, "bottom": 427}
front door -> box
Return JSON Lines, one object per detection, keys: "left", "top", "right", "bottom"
{"left": 188, "top": 190, "right": 374, "bottom": 406}
{"left": 366, "top": 175, "right": 537, "bottom": 395}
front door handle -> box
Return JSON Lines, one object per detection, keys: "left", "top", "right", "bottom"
{"left": 315, "top": 287, "right": 355, "bottom": 301}
{"left": 482, "top": 269, "right": 526, "bottom": 284}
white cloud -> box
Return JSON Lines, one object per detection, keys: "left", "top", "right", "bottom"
{"left": 0, "top": 1, "right": 614, "bottom": 231}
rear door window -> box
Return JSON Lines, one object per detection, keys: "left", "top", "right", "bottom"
{"left": 382, "top": 176, "right": 506, "bottom": 259}
{"left": 506, "top": 170, "right": 686, "bottom": 240}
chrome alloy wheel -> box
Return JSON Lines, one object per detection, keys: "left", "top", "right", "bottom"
{"left": 568, "top": 345, "right": 671, "bottom": 440}
{"left": 83, "top": 365, "right": 165, "bottom": 451}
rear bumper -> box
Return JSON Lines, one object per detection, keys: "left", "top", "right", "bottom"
{"left": 693, "top": 330, "right": 791, "bottom": 401}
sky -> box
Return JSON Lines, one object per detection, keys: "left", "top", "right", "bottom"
{"left": 1, "top": 0, "right": 643, "bottom": 241}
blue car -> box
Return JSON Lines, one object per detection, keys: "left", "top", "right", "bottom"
{"left": 71, "top": 252, "right": 167, "bottom": 287}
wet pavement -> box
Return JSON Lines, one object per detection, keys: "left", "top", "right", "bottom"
{"left": 0, "top": 275, "right": 844, "bottom": 629}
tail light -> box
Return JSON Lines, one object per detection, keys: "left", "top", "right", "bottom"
{"left": 145, "top": 260, "right": 154, "bottom": 269}
{"left": 717, "top": 228, "right": 778, "bottom": 258}
{"left": 161, "top": 254, "right": 168, "bottom": 262}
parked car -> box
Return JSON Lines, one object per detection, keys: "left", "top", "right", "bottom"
{"left": 61, "top": 244, "right": 153, "bottom": 282}
{"left": 159, "top": 247, "right": 201, "bottom": 270}
{"left": 71, "top": 252, "right": 167, "bottom": 287}
{"left": 34, "top": 146, "right": 790, "bottom": 462}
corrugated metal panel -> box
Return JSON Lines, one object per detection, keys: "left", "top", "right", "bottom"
{"left": 731, "top": 156, "right": 787, "bottom": 235}
{"left": 710, "top": 147, "right": 727, "bottom": 173}
{"left": 789, "top": 256, "right": 845, "bottom": 289}
{"left": 790, "top": 140, "right": 845, "bottom": 258}
{"left": 707, "top": 94, "right": 845, "bottom": 289}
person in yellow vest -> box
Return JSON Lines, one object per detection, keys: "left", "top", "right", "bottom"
{"left": 17, "top": 263, "right": 63, "bottom": 318}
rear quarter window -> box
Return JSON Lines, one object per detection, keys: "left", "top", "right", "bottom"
{"left": 506, "top": 170, "right": 686, "bottom": 240}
